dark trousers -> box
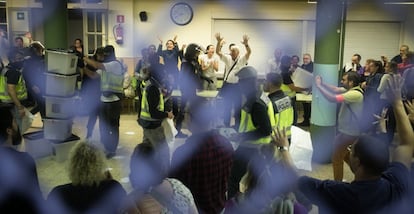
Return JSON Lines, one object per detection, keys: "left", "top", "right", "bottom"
{"left": 227, "top": 146, "right": 259, "bottom": 199}
{"left": 85, "top": 96, "right": 100, "bottom": 138}
{"left": 291, "top": 97, "right": 297, "bottom": 125}
{"left": 220, "top": 83, "right": 241, "bottom": 128}
{"left": 142, "top": 126, "right": 170, "bottom": 170}
{"left": 87, "top": 110, "right": 99, "bottom": 138}
{"left": 29, "top": 92, "right": 45, "bottom": 118}
{"left": 176, "top": 89, "right": 198, "bottom": 133}
{"left": 81, "top": 78, "right": 101, "bottom": 137}
{"left": 303, "top": 102, "right": 311, "bottom": 122}
{"left": 99, "top": 100, "right": 121, "bottom": 153}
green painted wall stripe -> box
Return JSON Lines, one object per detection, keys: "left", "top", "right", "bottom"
{"left": 43, "top": 1, "right": 68, "bottom": 49}
{"left": 314, "top": 0, "right": 343, "bottom": 65}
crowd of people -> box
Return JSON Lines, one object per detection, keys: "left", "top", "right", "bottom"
{"left": 1, "top": 29, "right": 414, "bottom": 213}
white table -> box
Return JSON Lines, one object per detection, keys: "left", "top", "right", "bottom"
{"left": 196, "top": 90, "right": 219, "bottom": 98}
{"left": 296, "top": 93, "right": 312, "bottom": 102}
{"left": 172, "top": 90, "right": 219, "bottom": 99}
{"left": 171, "top": 89, "right": 182, "bottom": 97}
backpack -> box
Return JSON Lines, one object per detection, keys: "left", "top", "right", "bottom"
{"left": 115, "top": 59, "right": 136, "bottom": 98}
{"left": 123, "top": 72, "right": 137, "bottom": 98}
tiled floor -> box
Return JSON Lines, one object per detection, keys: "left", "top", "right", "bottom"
{"left": 25, "top": 110, "right": 354, "bottom": 213}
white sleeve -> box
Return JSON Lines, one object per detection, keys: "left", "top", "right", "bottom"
{"left": 220, "top": 54, "right": 231, "bottom": 64}
{"left": 377, "top": 74, "right": 390, "bottom": 93}
{"left": 239, "top": 55, "right": 248, "bottom": 66}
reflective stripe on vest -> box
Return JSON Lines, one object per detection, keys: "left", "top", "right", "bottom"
{"left": 239, "top": 108, "right": 271, "bottom": 145}
{"left": 140, "top": 87, "right": 164, "bottom": 121}
{"left": 281, "top": 83, "right": 295, "bottom": 98}
{"left": 101, "top": 70, "right": 124, "bottom": 93}
{"left": 0, "top": 70, "right": 27, "bottom": 103}
{"left": 267, "top": 97, "right": 294, "bottom": 136}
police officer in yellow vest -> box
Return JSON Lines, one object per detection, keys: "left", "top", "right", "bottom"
{"left": 227, "top": 66, "right": 272, "bottom": 199}
{"left": 0, "top": 49, "right": 27, "bottom": 132}
{"left": 280, "top": 55, "right": 308, "bottom": 125}
{"left": 264, "top": 72, "right": 294, "bottom": 138}
{"left": 83, "top": 45, "right": 123, "bottom": 158}
{"left": 138, "top": 63, "right": 173, "bottom": 168}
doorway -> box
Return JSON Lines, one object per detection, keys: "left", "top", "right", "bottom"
{"left": 68, "top": 9, "right": 107, "bottom": 55}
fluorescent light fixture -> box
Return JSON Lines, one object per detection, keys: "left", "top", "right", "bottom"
{"left": 384, "top": 1, "right": 414, "bottom": 4}
{"left": 308, "top": 0, "right": 317, "bottom": 3}
{"left": 125, "top": 131, "right": 135, "bottom": 135}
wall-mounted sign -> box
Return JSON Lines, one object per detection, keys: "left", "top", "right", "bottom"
{"left": 116, "top": 15, "right": 124, "bottom": 23}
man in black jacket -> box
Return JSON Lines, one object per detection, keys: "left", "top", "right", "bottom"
{"left": 0, "top": 105, "right": 45, "bottom": 213}
{"left": 138, "top": 63, "right": 173, "bottom": 168}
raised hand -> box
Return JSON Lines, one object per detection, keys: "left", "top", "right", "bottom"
{"left": 404, "top": 99, "right": 414, "bottom": 124}
{"left": 385, "top": 74, "right": 403, "bottom": 103}
{"left": 271, "top": 127, "right": 289, "bottom": 148}
{"left": 241, "top": 34, "right": 249, "bottom": 46}
{"left": 373, "top": 107, "right": 388, "bottom": 133}
{"left": 315, "top": 75, "right": 322, "bottom": 87}
{"left": 215, "top": 33, "right": 223, "bottom": 42}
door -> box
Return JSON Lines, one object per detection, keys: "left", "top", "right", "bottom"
{"left": 83, "top": 10, "right": 107, "bottom": 55}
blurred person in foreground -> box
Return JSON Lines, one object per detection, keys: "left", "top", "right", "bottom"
{"left": 170, "top": 101, "right": 234, "bottom": 213}
{"left": 297, "top": 75, "right": 412, "bottom": 214}
{"left": 124, "top": 140, "right": 198, "bottom": 214}
{"left": 227, "top": 66, "right": 272, "bottom": 199}
{"left": 47, "top": 141, "right": 126, "bottom": 214}
{"left": 0, "top": 105, "right": 45, "bottom": 213}
{"left": 224, "top": 131, "right": 305, "bottom": 214}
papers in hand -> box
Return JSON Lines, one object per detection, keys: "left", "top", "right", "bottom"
{"left": 291, "top": 67, "right": 313, "bottom": 89}
{"left": 290, "top": 125, "right": 313, "bottom": 171}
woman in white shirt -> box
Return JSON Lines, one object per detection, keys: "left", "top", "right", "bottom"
{"left": 199, "top": 45, "right": 219, "bottom": 90}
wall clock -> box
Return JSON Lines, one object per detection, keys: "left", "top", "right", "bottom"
{"left": 170, "top": 2, "right": 193, "bottom": 26}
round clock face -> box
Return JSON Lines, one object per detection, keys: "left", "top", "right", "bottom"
{"left": 170, "top": 2, "right": 193, "bottom": 26}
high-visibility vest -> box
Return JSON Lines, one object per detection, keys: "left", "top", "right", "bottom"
{"left": 281, "top": 83, "right": 296, "bottom": 98}
{"left": 0, "top": 68, "right": 27, "bottom": 103}
{"left": 268, "top": 95, "right": 294, "bottom": 136}
{"left": 239, "top": 99, "right": 271, "bottom": 145}
{"left": 140, "top": 85, "right": 164, "bottom": 121}
{"left": 100, "top": 61, "right": 124, "bottom": 94}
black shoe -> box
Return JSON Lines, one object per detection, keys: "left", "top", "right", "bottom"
{"left": 106, "top": 152, "right": 116, "bottom": 159}
{"left": 298, "top": 120, "right": 310, "bottom": 127}
{"left": 176, "top": 131, "right": 188, "bottom": 138}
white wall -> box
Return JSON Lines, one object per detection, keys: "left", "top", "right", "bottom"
{"left": 345, "top": 1, "right": 414, "bottom": 60}
{"left": 132, "top": 0, "right": 414, "bottom": 62}
{"left": 133, "top": 1, "right": 316, "bottom": 58}
{"left": 107, "top": 0, "right": 135, "bottom": 57}
{"left": 5, "top": 0, "right": 414, "bottom": 59}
